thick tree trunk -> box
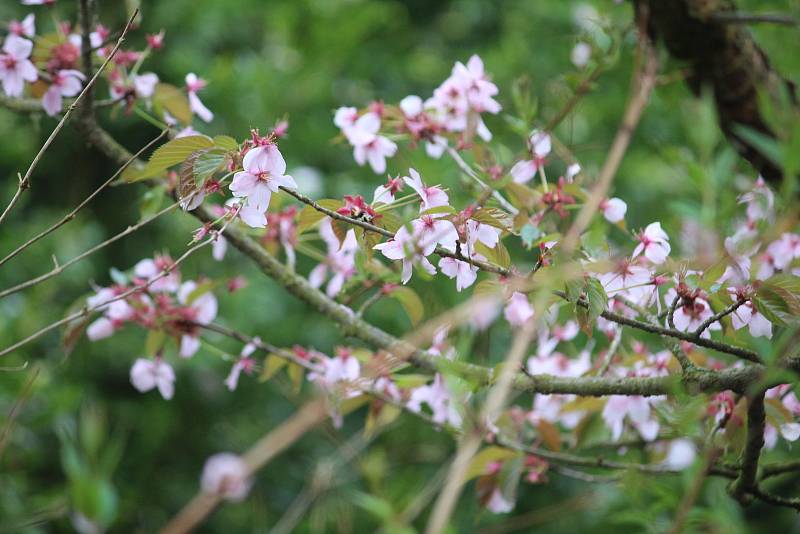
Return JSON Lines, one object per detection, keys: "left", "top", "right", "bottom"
{"left": 638, "top": 0, "right": 796, "bottom": 183}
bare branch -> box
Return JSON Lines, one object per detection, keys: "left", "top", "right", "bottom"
{"left": 730, "top": 391, "right": 766, "bottom": 503}
{"left": 0, "top": 130, "right": 168, "bottom": 268}
{"left": 0, "top": 10, "right": 138, "bottom": 227}
{"left": 161, "top": 399, "right": 329, "bottom": 534}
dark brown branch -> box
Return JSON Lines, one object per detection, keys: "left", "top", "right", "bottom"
{"left": 730, "top": 391, "right": 766, "bottom": 503}
{"left": 639, "top": 0, "right": 797, "bottom": 183}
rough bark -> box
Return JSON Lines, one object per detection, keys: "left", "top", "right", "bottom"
{"left": 638, "top": 0, "right": 796, "bottom": 183}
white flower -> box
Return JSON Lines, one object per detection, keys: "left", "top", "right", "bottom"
{"left": 200, "top": 453, "right": 252, "bottom": 502}
{"left": 130, "top": 358, "right": 176, "bottom": 400}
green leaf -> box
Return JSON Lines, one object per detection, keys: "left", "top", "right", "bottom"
{"left": 520, "top": 223, "right": 541, "bottom": 248}
{"left": 259, "top": 354, "right": 287, "bottom": 382}
{"left": 732, "top": 124, "right": 783, "bottom": 169}
{"left": 152, "top": 83, "right": 192, "bottom": 125}
{"left": 472, "top": 207, "right": 513, "bottom": 231}
{"left": 213, "top": 135, "right": 239, "bottom": 152}
{"left": 193, "top": 148, "right": 228, "bottom": 184}
{"left": 465, "top": 446, "right": 520, "bottom": 481}
{"left": 144, "top": 330, "right": 166, "bottom": 356}
{"left": 296, "top": 199, "right": 342, "bottom": 234}
{"left": 389, "top": 286, "right": 424, "bottom": 325}
{"left": 584, "top": 277, "right": 608, "bottom": 319}
{"left": 125, "top": 135, "right": 214, "bottom": 183}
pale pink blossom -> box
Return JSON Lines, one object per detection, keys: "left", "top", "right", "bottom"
{"left": 133, "top": 72, "right": 159, "bottom": 99}
{"left": 427, "top": 325, "right": 455, "bottom": 360}
{"left": 86, "top": 317, "right": 115, "bottom": 341}
{"left": 130, "top": 358, "right": 175, "bottom": 400}
{"left": 439, "top": 256, "right": 479, "bottom": 291}
{"left": 372, "top": 176, "right": 404, "bottom": 205}
{"left": 309, "top": 219, "right": 358, "bottom": 297}
{"left": 666, "top": 288, "right": 720, "bottom": 339}
{"left": 9, "top": 14, "right": 35, "bottom": 38}
{"left": 600, "top": 197, "right": 627, "bottom": 223}
{"left": 42, "top": 69, "right": 85, "bottom": 116}
{"left": 340, "top": 111, "right": 397, "bottom": 174}
{"left": 212, "top": 235, "right": 227, "bottom": 261}
{"left": 308, "top": 350, "right": 361, "bottom": 395}
{"left": 224, "top": 338, "right": 259, "bottom": 391}
{"left": 403, "top": 168, "right": 449, "bottom": 212}
{"left": 571, "top": 41, "right": 592, "bottom": 68}
{"left": 602, "top": 395, "right": 660, "bottom": 441}
{"left": 504, "top": 292, "right": 534, "bottom": 327}
{"left": 407, "top": 374, "right": 462, "bottom": 427}
{"left": 510, "top": 131, "right": 551, "bottom": 184}
{"left": 229, "top": 144, "right": 297, "bottom": 226}
{"left": 632, "top": 222, "right": 671, "bottom": 264}
{"left": 374, "top": 225, "right": 437, "bottom": 284}
{"left": 663, "top": 439, "right": 696, "bottom": 469}
{"left": 729, "top": 296, "right": 772, "bottom": 339}
{"left": 200, "top": 453, "right": 252, "bottom": 502}
{"left": 486, "top": 488, "right": 514, "bottom": 514}
{"left": 133, "top": 255, "right": 181, "bottom": 292}
{"left": 451, "top": 54, "right": 501, "bottom": 114}
{"left": 176, "top": 280, "right": 218, "bottom": 358}
{"left": 185, "top": 72, "right": 213, "bottom": 122}
{"left": 0, "top": 35, "right": 38, "bottom": 97}
{"left": 738, "top": 177, "right": 774, "bottom": 222}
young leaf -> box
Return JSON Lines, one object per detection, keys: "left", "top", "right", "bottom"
{"left": 389, "top": 286, "right": 424, "bottom": 325}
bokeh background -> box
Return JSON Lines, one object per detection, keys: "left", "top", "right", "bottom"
{"left": 1, "top": 0, "right": 799, "bottom": 531}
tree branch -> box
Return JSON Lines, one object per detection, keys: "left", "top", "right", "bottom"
{"left": 730, "top": 391, "right": 766, "bottom": 503}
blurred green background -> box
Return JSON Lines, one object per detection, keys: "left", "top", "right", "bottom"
{"left": 1, "top": 0, "right": 799, "bottom": 531}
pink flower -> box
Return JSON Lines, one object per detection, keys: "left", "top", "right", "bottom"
{"left": 133, "top": 255, "right": 181, "bottom": 292}
{"left": 201, "top": 453, "right": 252, "bottom": 502}
{"left": 738, "top": 177, "right": 774, "bottom": 222}
{"left": 334, "top": 106, "right": 359, "bottom": 130}
{"left": 427, "top": 325, "right": 455, "bottom": 360}
{"left": 372, "top": 176, "right": 404, "bottom": 205}
{"left": 41, "top": 69, "right": 85, "bottom": 116}
{"left": 130, "top": 358, "right": 176, "bottom": 400}
{"left": 451, "top": 54, "right": 501, "bottom": 114}
{"left": 663, "top": 439, "right": 696, "bottom": 469}
{"left": 146, "top": 30, "right": 165, "bottom": 49}
{"left": 403, "top": 168, "right": 450, "bottom": 212}
{"left": 0, "top": 35, "right": 38, "bottom": 97}
{"left": 729, "top": 296, "right": 772, "bottom": 339}
{"left": 600, "top": 197, "right": 627, "bottom": 223}
{"left": 666, "top": 288, "right": 720, "bottom": 338}
{"left": 309, "top": 219, "right": 358, "bottom": 297}
{"left": 510, "top": 130, "right": 551, "bottom": 184}
{"left": 212, "top": 234, "right": 227, "bottom": 261}
{"left": 407, "top": 374, "right": 462, "bottom": 427}
{"left": 347, "top": 112, "right": 397, "bottom": 174}
{"left": 86, "top": 317, "right": 115, "bottom": 340}
{"left": 185, "top": 72, "right": 213, "bottom": 122}
{"left": 21, "top": 0, "right": 56, "bottom": 5}
{"left": 598, "top": 260, "right": 653, "bottom": 306}
{"left": 504, "top": 292, "right": 534, "bottom": 327}
{"left": 133, "top": 72, "right": 159, "bottom": 99}
{"left": 486, "top": 488, "right": 514, "bottom": 514}
{"left": 571, "top": 41, "right": 592, "bottom": 68}
{"left": 308, "top": 349, "right": 361, "bottom": 397}
{"left": 374, "top": 226, "right": 436, "bottom": 284}
{"left": 229, "top": 144, "right": 297, "bottom": 227}
{"left": 439, "top": 256, "right": 479, "bottom": 291}
{"left": 632, "top": 222, "right": 671, "bottom": 264}
{"left": 9, "top": 14, "right": 35, "bottom": 38}
{"left": 225, "top": 339, "right": 259, "bottom": 391}
{"left": 176, "top": 280, "right": 218, "bottom": 358}
{"left": 602, "top": 395, "right": 660, "bottom": 441}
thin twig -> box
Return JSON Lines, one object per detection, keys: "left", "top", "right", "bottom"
{"left": 0, "top": 202, "right": 180, "bottom": 301}
{"left": 0, "top": 130, "right": 167, "bottom": 268}
{"left": 160, "top": 399, "right": 329, "bottom": 534}
{"left": 280, "top": 186, "right": 510, "bottom": 276}
{"left": 446, "top": 147, "right": 518, "bottom": 215}
{"left": 0, "top": 364, "right": 41, "bottom": 462}
{"left": 0, "top": 9, "right": 138, "bottom": 227}
{"left": 692, "top": 299, "right": 746, "bottom": 338}
{"left": 710, "top": 12, "right": 798, "bottom": 26}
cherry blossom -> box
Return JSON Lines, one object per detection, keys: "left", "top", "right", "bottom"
{"left": 130, "top": 358, "right": 176, "bottom": 400}
{"left": 9, "top": 14, "right": 35, "bottom": 38}
{"left": 372, "top": 176, "right": 404, "bottom": 205}
{"left": 133, "top": 72, "right": 159, "bottom": 99}
{"left": 185, "top": 72, "right": 213, "bottom": 122}
{"left": 225, "top": 338, "right": 259, "bottom": 391}
{"left": 133, "top": 255, "right": 181, "bottom": 292}
{"left": 510, "top": 131, "right": 551, "bottom": 184}
{"left": 600, "top": 197, "right": 627, "bottom": 223}
{"left": 229, "top": 144, "right": 297, "bottom": 227}
{"left": 200, "top": 453, "right": 252, "bottom": 502}
{"left": 632, "top": 222, "right": 671, "bottom": 264}
{"left": 602, "top": 395, "right": 660, "bottom": 441}
{"left": 336, "top": 110, "right": 397, "bottom": 174}
{"left": 427, "top": 325, "right": 456, "bottom": 360}
{"left": 728, "top": 291, "right": 772, "bottom": 339}
{"left": 439, "top": 256, "right": 480, "bottom": 291}
{"left": 662, "top": 439, "right": 697, "bottom": 469}
{"left": 665, "top": 287, "right": 720, "bottom": 339}
{"left": 571, "top": 41, "right": 592, "bottom": 68}
{"left": 309, "top": 219, "right": 358, "bottom": 297}
{"left": 407, "top": 373, "right": 462, "bottom": 427}
{"left": 176, "top": 280, "right": 218, "bottom": 357}
{"left": 486, "top": 488, "right": 514, "bottom": 514}
{"left": 504, "top": 292, "right": 534, "bottom": 327}
{"left": 403, "top": 168, "right": 449, "bottom": 212}
{"left": 0, "top": 34, "right": 38, "bottom": 97}
{"left": 41, "top": 69, "right": 85, "bottom": 116}
{"left": 374, "top": 225, "right": 437, "bottom": 284}
{"left": 598, "top": 259, "right": 654, "bottom": 306}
